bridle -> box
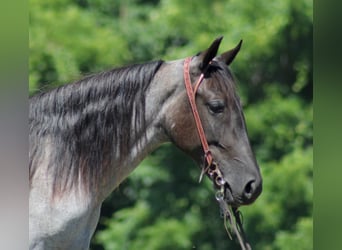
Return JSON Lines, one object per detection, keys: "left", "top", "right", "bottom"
{"left": 183, "top": 57, "right": 226, "bottom": 188}
{"left": 183, "top": 57, "right": 252, "bottom": 250}
{"left": 183, "top": 58, "right": 211, "bottom": 170}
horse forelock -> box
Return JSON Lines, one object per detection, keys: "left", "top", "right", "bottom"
{"left": 204, "top": 61, "right": 238, "bottom": 112}
{"left": 29, "top": 60, "right": 164, "bottom": 198}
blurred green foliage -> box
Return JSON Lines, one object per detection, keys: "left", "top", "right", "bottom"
{"left": 29, "top": 0, "right": 312, "bottom": 249}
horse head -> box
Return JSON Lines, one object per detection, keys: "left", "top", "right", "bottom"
{"left": 164, "top": 37, "right": 262, "bottom": 207}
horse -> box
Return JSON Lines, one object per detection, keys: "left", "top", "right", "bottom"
{"left": 29, "top": 36, "right": 262, "bottom": 249}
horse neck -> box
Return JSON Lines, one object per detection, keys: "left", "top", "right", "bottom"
{"left": 30, "top": 60, "right": 187, "bottom": 202}
{"left": 99, "top": 61, "right": 185, "bottom": 199}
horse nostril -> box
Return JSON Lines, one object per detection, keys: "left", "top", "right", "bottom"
{"left": 242, "top": 178, "right": 262, "bottom": 204}
{"left": 243, "top": 180, "right": 256, "bottom": 200}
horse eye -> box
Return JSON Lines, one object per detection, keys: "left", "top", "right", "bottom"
{"left": 207, "top": 100, "right": 225, "bottom": 114}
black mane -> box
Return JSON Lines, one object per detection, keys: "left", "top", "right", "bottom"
{"left": 29, "top": 60, "right": 164, "bottom": 195}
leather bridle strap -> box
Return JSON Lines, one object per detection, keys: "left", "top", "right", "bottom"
{"left": 184, "top": 58, "right": 250, "bottom": 250}
{"left": 183, "top": 57, "right": 213, "bottom": 180}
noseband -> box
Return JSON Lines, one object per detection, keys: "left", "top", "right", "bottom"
{"left": 183, "top": 57, "right": 251, "bottom": 250}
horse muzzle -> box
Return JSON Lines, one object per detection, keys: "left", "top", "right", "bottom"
{"left": 206, "top": 161, "right": 262, "bottom": 207}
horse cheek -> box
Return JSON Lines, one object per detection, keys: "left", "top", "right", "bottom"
{"left": 166, "top": 105, "right": 199, "bottom": 152}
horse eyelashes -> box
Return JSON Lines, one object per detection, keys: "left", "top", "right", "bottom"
{"left": 207, "top": 100, "right": 225, "bottom": 114}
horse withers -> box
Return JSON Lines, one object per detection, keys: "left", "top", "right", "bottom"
{"left": 29, "top": 37, "right": 262, "bottom": 249}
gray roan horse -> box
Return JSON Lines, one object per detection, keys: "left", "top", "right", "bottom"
{"left": 29, "top": 37, "right": 262, "bottom": 250}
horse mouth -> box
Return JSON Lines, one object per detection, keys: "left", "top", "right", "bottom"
{"left": 223, "top": 184, "right": 237, "bottom": 206}
{"left": 205, "top": 161, "right": 242, "bottom": 207}
{"left": 222, "top": 181, "right": 259, "bottom": 207}
{"left": 221, "top": 183, "right": 243, "bottom": 207}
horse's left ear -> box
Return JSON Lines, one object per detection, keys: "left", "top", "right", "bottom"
{"left": 197, "top": 36, "right": 223, "bottom": 72}
{"left": 217, "top": 40, "right": 243, "bottom": 65}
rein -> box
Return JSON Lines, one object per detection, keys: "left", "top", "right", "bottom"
{"left": 183, "top": 57, "right": 251, "bottom": 250}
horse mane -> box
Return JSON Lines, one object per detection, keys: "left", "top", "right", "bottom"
{"left": 29, "top": 60, "right": 164, "bottom": 196}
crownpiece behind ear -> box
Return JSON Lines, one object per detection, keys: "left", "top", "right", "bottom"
{"left": 218, "top": 40, "right": 243, "bottom": 65}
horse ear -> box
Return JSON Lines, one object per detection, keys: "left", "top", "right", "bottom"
{"left": 197, "top": 36, "right": 223, "bottom": 72}
{"left": 218, "top": 40, "right": 243, "bottom": 65}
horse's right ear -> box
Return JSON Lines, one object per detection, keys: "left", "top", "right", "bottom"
{"left": 218, "top": 40, "right": 243, "bottom": 66}
{"left": 197, "top": 36, "right": 223, "bottom": 72}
